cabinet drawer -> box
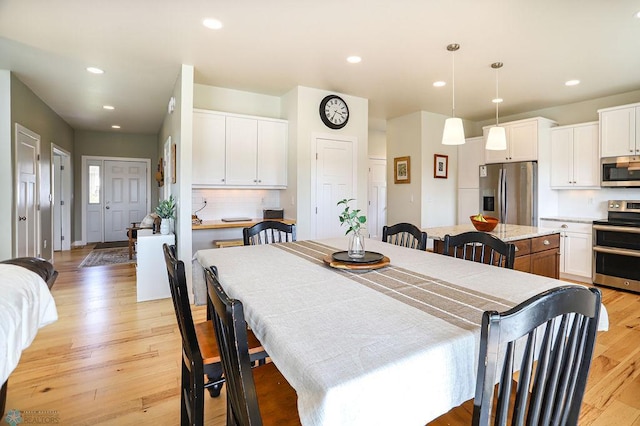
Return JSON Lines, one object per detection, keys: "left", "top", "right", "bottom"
{"left": 531, "top": 234, "right": 560, "bottom": 252}
{"left": 540, "top": 220, "right": 592, "bottom": 234}
{"left": 512, "top": 239, "right": 531, "bottom": 257}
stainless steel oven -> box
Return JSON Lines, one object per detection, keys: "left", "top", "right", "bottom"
{"left": 593, "top": 200, "right": 640, "bottom": 293}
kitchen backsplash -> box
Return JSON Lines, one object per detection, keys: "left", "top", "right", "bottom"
{"left": 192, "top": 188, "right": 281, "bottom": 220}
{"left": 557, "top": 187, "right": 640, "bottom": 219}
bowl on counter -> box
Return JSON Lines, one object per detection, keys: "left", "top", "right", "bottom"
{"left": 470, "top": 215, "right": 499, "bottom": 232}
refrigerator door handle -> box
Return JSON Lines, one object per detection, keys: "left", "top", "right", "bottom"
{"left": 502, "top": 168, "right": 508, "bottom": 223}
{"left": 498, "top": 168, "right": 505, "bottom": 223}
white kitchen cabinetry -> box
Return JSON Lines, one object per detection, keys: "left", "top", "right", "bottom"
{"left": 192, "top": 109, "right": 288, "bottom": 188}
{"left": 193, "top": 111, "right": 226, "bottom": 185}
{"left": 550, "top": 122, "right": 599, "bottom": 189}
{"left": 457, "top": 136, "right": 483, "bottom": 224}
{"left": 539, "top": 219, "right": 592, "bottom": 282}
{"left": 136, "top": 230, "right": 175, "bottom": 302}
{"left": 484, "top": 117, "right": 557, "bottom": 164}
{"left": 599, "top": 103, "right": 640, "bottom": 157}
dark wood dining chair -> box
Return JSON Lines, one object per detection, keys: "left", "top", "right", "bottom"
{"left": 243, "top": 220, "right": 296, "bottom": 245}
{"left": 204, "top": 266, "right": 301, "bottom": 426}
{"left": 382, "top": 222, "right": 428, "bottom": 251}
{"left": 430, "top": 285, "right": 601, "bottom": 426}
{"left": 162, "top": 244, "right": 267, "bottom": 425}
{"left": 442, "top": 231, "right": 515, "bottom": 269}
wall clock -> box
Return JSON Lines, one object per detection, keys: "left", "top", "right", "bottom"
{"left": 319, "top": 95, "right": 349, "bottom": 129}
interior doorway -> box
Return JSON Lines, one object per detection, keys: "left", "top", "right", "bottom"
{"left": 367, "top": 157, "right": 387, "bottom": 240}
{"left": 82, "top": 156, "right": 151, "bottom": 244}
{"left": 51, "top": 145, "right": 71, "bottom": 251}
{"left": 15, "top": 124, "right": 40, "bottom": 258}
{"left": 313, "top": 135, "right": 357, "bottom": 239}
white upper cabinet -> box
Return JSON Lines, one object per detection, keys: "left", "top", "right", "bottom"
{"left": 192, "top": 111, "right": 226, "bottom": 185}
{"left": 550, "top": 122, "right": 599, "bottom": 189}
{"left": 192, "top": 109, "right": 288, "bottom": 188}
{"left": 599, "top": 103, "right": 640, "bottom": 157}
{"left": 484, "top": 117, "right": 556, "bottom": 164}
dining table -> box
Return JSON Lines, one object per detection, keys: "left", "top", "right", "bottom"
{"left": 192, "top": 237, "right": 608, "bottom": 426}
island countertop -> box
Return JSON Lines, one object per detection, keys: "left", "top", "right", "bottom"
{"left": 424, "top": 224, "right": 559, "bottom": 242}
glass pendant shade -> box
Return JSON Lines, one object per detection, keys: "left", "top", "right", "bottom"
{"left": 442, "top": 117, "right": 466, "bottom": 145}
{"left": 486, "top": 125, "right": 507, "bottom": 150}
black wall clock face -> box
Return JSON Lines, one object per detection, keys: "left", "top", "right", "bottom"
{"left": 319, "top": 95, "right": 349, "bottom": 129}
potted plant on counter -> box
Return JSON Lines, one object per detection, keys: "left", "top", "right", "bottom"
{"left": 337, "top": 198, "right": 367, "bottom": 259}
{"left": 155, "top": 195, "right": 176, "bottom": 235}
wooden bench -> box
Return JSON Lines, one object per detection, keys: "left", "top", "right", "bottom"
{"left": 214, "top": 239, "right": 244, "bottom": 248}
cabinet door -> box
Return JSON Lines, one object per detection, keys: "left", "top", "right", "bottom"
{"left": 484, "top": 130, "right": 510, "bottom": 164}
{"left": 257, "top": 120, "right": 287, "bottom": 186}
{"left": 508, "top": 121, "right": 538, "bottom": 162}
{"left": 572, "top": 123, "right": 599, "bottom": 187}
{"left": 530, "top": 249, "right": 559, "bottom": 279}
{"left": 550, "top": 128, "right": 574, "bottom": 188}
{"left": 600, "top": 107, "right": 635, "bottom": 157}
{"left": 563, "top": 231, "right": 592, "bottom": 278}
{"left": 225, "top": 116, "right": 258, "bottom": 186}
{"left": 192, "top": 112, "right": 226, "bottom": 185}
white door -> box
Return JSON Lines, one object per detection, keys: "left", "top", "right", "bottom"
{"left": 315, "top": 137, "right": 356, "bottom": 239}
{"left": 52, "top": 147, "right": 72, "bottom": 251}
{"left": 15, "top": 125, "right": 40, "bottom": 257}
{"left": 367, "top": 158, "right": 386, "bottom": 239}
{"left": 104, "top": 160, "right": 148, "bottom": 242}
{"left": 53, "top": 155, "right": 62, "bottom": 250}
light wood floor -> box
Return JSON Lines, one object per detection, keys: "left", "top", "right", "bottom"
{"left": 5, "top": 246, "right": 640, "bottom": 425}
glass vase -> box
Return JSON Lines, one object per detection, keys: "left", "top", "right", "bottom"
{"left": 348, "top": 230, "right": 365, "bottom": 259}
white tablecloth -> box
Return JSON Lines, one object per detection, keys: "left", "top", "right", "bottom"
{"left": 194, "top": 238, "right": 608, "bottom": 426}
{"left": 0, "top": 264, "right": 58, "bottom": 384}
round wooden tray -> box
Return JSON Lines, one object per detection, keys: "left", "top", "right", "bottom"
{"left": 323, "top": 254, "right": 390, "bottom": 271}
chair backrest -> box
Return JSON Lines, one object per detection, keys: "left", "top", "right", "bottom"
{"left": 204, "top": 266, "right": 263, "bottom": 425}
{"left": 243, "top": 220, "right": 296, "bottom": 245}
{"left": 162, "top": 244, "right": 204, "bottom": 386}
{"left": 382, "top": 222, "right": 428, "bottom": 251}
{"left": 473, "top": 285, "right": 601, "bottom": 426}
{"left": 442, "top": 231, "right": 515, "bottom": 269}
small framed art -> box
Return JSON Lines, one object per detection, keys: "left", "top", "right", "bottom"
{"left": 394, "top": 156, "right": 411, "bottom": 184}
{"left": 434, "top": 154, "right": 448, "bottom": 179}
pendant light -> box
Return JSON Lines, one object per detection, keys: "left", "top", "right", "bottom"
{"left": 485, "top": 62, "right": 507, "bottom": 150}
{"left": 441, "top": 43, "right": 465, "bottom": 145}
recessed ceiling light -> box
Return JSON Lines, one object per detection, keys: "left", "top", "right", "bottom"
{"left": 111, "top": 125, "right": 121, "bottom": 129}
{"left": 202, "top": 18, "right": 223, "bottom": 29}
{"left": 565, "top": 79, "right": 580, "bottom": 86}
{"left": 86, "top": 67, "right": 104, "bottom": 74}
{"left": 635, "top": 10, "right": 640, "bottom": 18}
{"left": 492, "top": 98, "right": 504, "bottom": 104}
{"left": 346, "top": 56, "right": 361, "bottom": 64}
{"left": 103, "top": 105, "right": 115, "bottom": 110}
{"left": 433, "top": 81, "right": 446, "bottom": 87}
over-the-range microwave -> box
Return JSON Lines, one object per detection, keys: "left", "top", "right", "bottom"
{"left": 601, "top": 156, "right": 640, "bottom": 187}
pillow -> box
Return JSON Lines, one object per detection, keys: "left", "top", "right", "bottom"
{"left": 140, "top": 213, "right": 159, "bottom": 228}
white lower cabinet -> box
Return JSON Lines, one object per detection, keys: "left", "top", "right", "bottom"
{"left": 540, "top": 220, "right": 592, "bottom": 282}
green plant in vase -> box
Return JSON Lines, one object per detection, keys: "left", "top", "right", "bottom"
{"left": 156, "top": 195, "right": 176, "bottom": 234}
{"left": 337, "top": 198, "right": 366, "bottom": 258}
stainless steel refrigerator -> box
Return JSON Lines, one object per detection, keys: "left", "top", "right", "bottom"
{"left": 479, "top": 161, "right": 537, "bottom": 226}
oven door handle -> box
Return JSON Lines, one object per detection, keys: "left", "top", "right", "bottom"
{"left": 593, "top": 224, "right": 640, "bottom": 234}
{"left": 593, "top": 246, "right": 640, "bottom": 258}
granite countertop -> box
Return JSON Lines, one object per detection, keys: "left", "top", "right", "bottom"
{"left": 424, "top": 224, "right": 559, "bottom": 242}
{"left": 539, "top": 216, "right": 600, "bottom": 224}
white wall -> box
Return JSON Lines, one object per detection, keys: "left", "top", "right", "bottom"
{"left": 0, "top": 70, "right": 11, "bottom": 259}
{"left": 192, "top": 188, "right": 281, "bottom": 220}
{"left": 554, "top": 188, "right": 640, "bottom": 219}
{"left": 368, "top": 128, "right": 386, "bottom": 158}
{"left": 193, "top": 84, "right": 281, "bottom": 118}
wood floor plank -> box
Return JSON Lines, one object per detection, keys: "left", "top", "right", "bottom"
{"left": 3, "top": 246, "right": 639, "bottom": 425}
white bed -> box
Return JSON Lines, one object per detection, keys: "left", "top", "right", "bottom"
{"left": 0, "top": 264, "right": 58, "bottom": 386}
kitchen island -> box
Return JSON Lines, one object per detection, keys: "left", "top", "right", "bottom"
{"left": 425, "top": 224, "right": 561, "bottom": 279}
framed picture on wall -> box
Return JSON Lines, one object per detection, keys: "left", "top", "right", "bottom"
{"left": 394, "top": 156, "right": 411, "bottom": 184}
{"left": 434, "top": 154, "right": 448, "bottom": 179}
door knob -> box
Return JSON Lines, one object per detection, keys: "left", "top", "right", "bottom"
{"left": 18, "top": 216, "right": 26, "bottom": 221}
{"left": 106, "top": 206, "right": 110, "bottom": 209}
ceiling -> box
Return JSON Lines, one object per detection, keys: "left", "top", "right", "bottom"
{"left": 1, "top": 0, "right": 639, "bottom": 134}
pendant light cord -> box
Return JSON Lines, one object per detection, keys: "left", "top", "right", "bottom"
{"left": 451, "top": 51, "right": 456, "bottom": 118}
